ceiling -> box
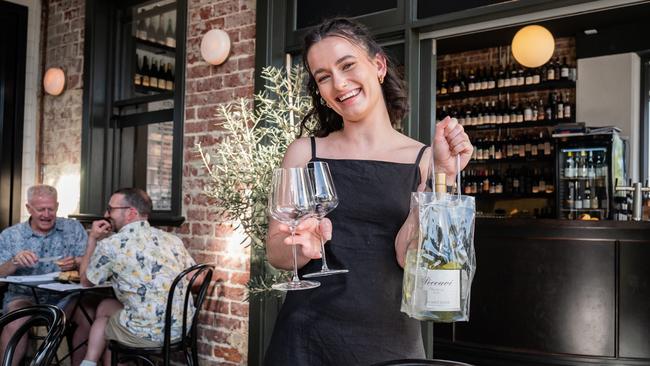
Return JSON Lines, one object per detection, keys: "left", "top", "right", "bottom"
{"left": 437, "top": 2, "right": 650, "bottom": 55}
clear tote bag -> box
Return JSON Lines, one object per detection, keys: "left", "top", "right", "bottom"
{"left": 401, "top": 156, "right": 476, "bottom": 322}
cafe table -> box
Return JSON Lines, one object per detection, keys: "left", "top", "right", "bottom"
{"left": 0, "top": 272, "right": 113, "bottom": 364}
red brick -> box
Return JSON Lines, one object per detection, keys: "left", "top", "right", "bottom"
{"left": 230, "top": 302, "right": 248, "bottom": 317}
{"left": 191, "top": 223, "right": 213, "bottom": 236}
{"left": 214, "top": 346, "right": 243, "bottom": 363}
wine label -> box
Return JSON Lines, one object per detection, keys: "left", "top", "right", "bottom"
{"left": 424, "top": 269, "right": 461, "bottom": 311}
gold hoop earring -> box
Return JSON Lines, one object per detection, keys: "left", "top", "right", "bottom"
{"left": 379, "top": 75, "right": 385, "bottom": 84}
{"left": 320, "top": 97, "right": 330, "bottom": 108}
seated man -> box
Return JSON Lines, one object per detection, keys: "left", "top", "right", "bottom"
{"left": 0, "top": 184, "right": 91, "bottom": 366}
{"left": 78, "top": 188, "right": 195, "bottom": 366}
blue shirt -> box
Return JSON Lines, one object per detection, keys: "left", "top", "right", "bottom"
{"left": 0, "top": 217, "right": 88, "bottom": 308}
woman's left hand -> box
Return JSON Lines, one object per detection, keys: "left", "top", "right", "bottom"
{"left": 433, "top": 116, "right": 473, "bottom": 181}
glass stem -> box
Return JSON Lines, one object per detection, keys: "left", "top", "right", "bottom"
{"left": 290, "top": 227, "right": 300, "bottom": 283}
{"left": 318, "top": 218, "right": 329, "bottom": 271}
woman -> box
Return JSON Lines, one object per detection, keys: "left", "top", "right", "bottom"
{"left": 265, "top": 18, "right": 473, "bottom": 365}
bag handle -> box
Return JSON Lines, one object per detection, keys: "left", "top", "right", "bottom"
{"left": 430, "top": 133, "right": 462, "bottom": 197}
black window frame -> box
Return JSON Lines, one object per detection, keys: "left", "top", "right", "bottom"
{"left": 78, "top": 0, "right": 187, "bottom": 226}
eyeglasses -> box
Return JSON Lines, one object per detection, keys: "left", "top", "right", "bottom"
{"left": 106, "top": 205, "right": 131, "bottom": 214}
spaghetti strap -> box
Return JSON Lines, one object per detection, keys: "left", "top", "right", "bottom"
{"left": 310, "top": 136, "right": 317, "bottom": 159}
{"left": 414, "top": 145, "right": 428, "bottom": 166}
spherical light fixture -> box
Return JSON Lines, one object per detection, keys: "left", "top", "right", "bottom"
{"left": 43, "top": 67, "right": 66, "bottom": 96}
{"left": 511, "top": 25, "right": 555, "bottom": 68}
{"left": 200, "top": 29, "right": 231, "bottom": 65}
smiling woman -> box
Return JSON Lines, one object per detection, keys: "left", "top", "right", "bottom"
{"left": 263, "top": 18, "right": 473, "bottom": 366}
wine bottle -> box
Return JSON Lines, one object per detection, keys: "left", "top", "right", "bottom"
{"left": 146, "top": 14, "right": 156, "bottom": 43}
{"left": 509, "top": 64, "right": 518, "bottom": 87}
{"left": 136, "top": 9, "right": 147, "bottom": 40}
{"left": 440, "top": 69, "right": 448, "bottom": 95}
{"left": 516, "top": 66, "right": 525, "bottom": 86}
{"left": 546, "top": 59, "right": 555, "bottom": 81}
{"left": 165, "top": 62, "right": 174, "bottom": 90}
{"left": 487, "top": 66, "right": 496, "bottom": 89}
{"left": 497, "top": 65, "right": 505, "bottom": 88}
{"left": 141, "top": 55, "right": 151, "bottom": 87}
{"left": 134, "top": 54, "right": 143, "bottom": 86}
{"left": 451, "top": 68, "right": 461, "bottom": 93}
{"left": 563, "top": 93, "right": 572, "bottom": 120}
{"left": 560, "top": 57, "right": 569, "bottom": 80}
{"left": 149, "top": 59, "right": 159, "bottom": 88}
{"left": 164, "top": 18, "right": 175, "bottom": 47}
{"left": 156, "top": 59, "right": 166, "bottom": 89}
{"left": 467, "top": 68, "right": 476, "bottom": 91}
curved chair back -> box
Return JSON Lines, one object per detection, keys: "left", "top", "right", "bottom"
{"left": 0, "top": 304, "right": 66, "bottom": 366}
{"left": 162, "top": 263, "right": 214, "bottom": 365}
{"left": 371, "top": 359, "right": 475, "bottom": 366}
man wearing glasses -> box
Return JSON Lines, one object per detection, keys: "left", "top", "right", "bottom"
{"left": 77, "top": 188, "right": 195, "bottom": 366}
{"left": 0, "top": 184, "right": 91, "bottom": 366}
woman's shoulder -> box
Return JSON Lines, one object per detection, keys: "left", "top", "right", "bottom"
{"left": 283, "top": 137, "right": 313, "bottom": 167}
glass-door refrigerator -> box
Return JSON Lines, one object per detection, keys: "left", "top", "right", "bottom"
{"left": 554, "top": 131, "right": 626, "bottom": 220}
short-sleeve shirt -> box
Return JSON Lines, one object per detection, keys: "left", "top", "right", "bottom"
{"left": 86, "top": 220, "right": 196, "bottom": 343}
{"left": 0, "top": 218, "right": 88, "bottom": 309}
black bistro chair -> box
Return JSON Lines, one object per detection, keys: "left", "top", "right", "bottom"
{"left": 109, "top": 263, "right": 214, "bottom": 366}
{"left": 371, "top": 359, "right": 475, "bottom": 366}
{"left": 0, "top": 304, "right": 66, "bottom": 366}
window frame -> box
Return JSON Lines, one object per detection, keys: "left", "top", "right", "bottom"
{"left": 78, "top": 0, "right": 186, "bottom": 226}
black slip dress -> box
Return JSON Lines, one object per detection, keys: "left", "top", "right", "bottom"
{"left": 264, "top": 137, "right": 428, "bottom": 366}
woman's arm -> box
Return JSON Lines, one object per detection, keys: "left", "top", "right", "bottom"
{"left": 395, "top": 117, "right": 473, "bottom": 267}
{"left": 265, "top": 138, "right": 332, "bottom": 270}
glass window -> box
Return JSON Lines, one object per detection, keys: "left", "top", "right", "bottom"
{"left": 295, "top": 0, "right": 397, "bottom": 29}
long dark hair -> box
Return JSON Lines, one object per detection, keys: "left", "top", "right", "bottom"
{"left": 300, "top": 18, "right": 409, "bottom": 137}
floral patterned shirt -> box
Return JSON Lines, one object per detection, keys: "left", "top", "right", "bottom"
{"left": 0, "top": 218, "right": 87, "bottom": 309}
{"left": 86, "top": 220, "right": 195, "bottom": 343}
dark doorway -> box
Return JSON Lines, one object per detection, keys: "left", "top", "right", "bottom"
{"left": 0, "top": 1, "right": 27, "bottom": 230}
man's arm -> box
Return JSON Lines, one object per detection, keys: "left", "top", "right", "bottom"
{"left": 0, "top": 259, "right": 19, "bottom": 277}
{"left": 79, "top": 220, "right": 112, "bottom": 287}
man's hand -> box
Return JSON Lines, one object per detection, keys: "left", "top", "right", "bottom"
{"left": 56, "top": 256, "right": 78, "bottom": 271}
{"left": 11, "top": 250, "right": 38, "bottom": 268}
{"left": 90, "top": 219, "right": 112, "bottom": 241}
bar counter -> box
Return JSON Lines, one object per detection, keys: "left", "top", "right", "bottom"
{"left": 434, "top": 218, "right": 650, "bottom": 366}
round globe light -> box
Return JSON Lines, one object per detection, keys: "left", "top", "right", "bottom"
{"left": 200, "top": 29, "right": 231, "bottom": 65}
{"left": 511, "top": 25, "right": 555, "bottom": 68}
{"left": 43, "top": 67, "right": 66, "bottom": 96}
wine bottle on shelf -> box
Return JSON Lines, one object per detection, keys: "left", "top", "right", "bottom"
{"left": 155, "top": 14, "right": 165, "bottom": 45}
{"left": 487, "top": 66, "right": 496, "bottom": 89}
{"left": 165, "top": 62, "right": 174, "bottom": 90}
{"left": 165, "top": 18, "right": 176, "bottom": 47}
{"left": 532, "top": 66, "right": 541, "bottom": 84}
{"left": 565, "top": 152, "right": 575, "bottom": 178}
{"left": 560, "top": 57, "right": 570, "bottom": 80}
{"left": 575, "top": 181, "right": 583, "bottom": 210}
{"left": 136, "top": 9, "right": 147, "bottom": 40}
{"left": 563, "top": 93, "right": 572, "bottom": 120}
{"left": 134, "top": 54, "right": 143, "bottom": 86}
{"left": 503, "top": 65, "right": 512, "bottom": 88}
{"left": 480, "top": 67, "right": 489, "bottom": 90}
{"left": 451, "top": 68, "right": 461, "bottom": 93}
{"left": 523, "top": 99, "right": 533, "bottom": 122}
{"left": 467, "top": 68, "right": 476, "bottom": 91}
{"left": 557, "top": 96, "right": 565, "bottom": 120}
{"left": 146, "top": 14, "right": 157, "bottom": 43}
{"left": 540, "top": 64, "right": 548, "bottom": 83}
{"left": 583, "top": 181, "right": 592, "bottom": 209}
{"left": 440, "top": 69, "right": 448, "bottom": 95}
{"left": 537, "top": 99, "right": 546, "bottom": 120}
{"left": 141, "top": 55, "right": 151, "bottom": 87}
{"left": 553, "top": 57, "right": 561, "bottom": 81}
{"left": 157, "top": 59, "right": 166, "bottom": 89}
{"left": 149, "top": 59, "right": 159, "bottom": 88}
{"left": 546, "top": 59, "right": 555, "bottom": 81}
{"left": 547, "top": 92, "right": 557, "bottom": 120}
{"left": 497, "top": 65, "right": 505, "bottom": 88}
{"left": 509, "top": 64, "right": 518, "bottom": 87}
{"left": 578, "top": 150, "right": 588, "bottom": 178}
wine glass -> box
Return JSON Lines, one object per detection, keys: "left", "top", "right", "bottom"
{"left": 268, "top": 167, "right": 320, "bottom": 291}
{"left": 303, "top": 161, "right": 349, "bottom": 278}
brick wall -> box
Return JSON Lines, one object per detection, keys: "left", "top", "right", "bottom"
{"left": 178, "top": 0, "right": 256, "bottom": 364}
{"left": 40, "top": 0, "right": 85, "bottom": 212}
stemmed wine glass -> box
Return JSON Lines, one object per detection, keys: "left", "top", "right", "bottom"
{"left": 268, "top": 167, "right": 320, "bottom": 291}
{"left": 303, "top": 161, "right": 349, "bottom": 278}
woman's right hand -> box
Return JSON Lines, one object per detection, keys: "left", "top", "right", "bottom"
{"left": 276, "top": 217, "right": 332, "bottom": 260}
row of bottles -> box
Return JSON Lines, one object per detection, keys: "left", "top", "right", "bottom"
{"left": 135, "top": 8, "right": 176, "bottom": 48}
{"left": 437, "top": 57, "right": 576, "bottom": 96}
{"left": 462, "top": 167, "right": 555, "bottom": 195}
{"left": 134, "top": 55, "right": 175, "bottom": 91}
{"left": 564, "top": 180, "right": 608, "bottom": 213}
{"left": 472, "top": 132, "right": 553, "bottom": 161}
{"left": 563, "top": 150, "right": 607, "bottom": 179}
{"left": 438, "top": 91, "right": 573, "bottom": 126}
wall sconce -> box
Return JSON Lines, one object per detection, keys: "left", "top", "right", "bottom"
{"left": 511, "top": 25, "right": 555, "bottom": 68}
{"left": 43, "top": 67, "right": 66, "bottom": 96}
{"left": 200, "top": 29, "right": 231, "bottom": 65}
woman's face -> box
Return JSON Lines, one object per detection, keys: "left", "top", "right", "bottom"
{"left": 307, "top": 36, "right": 386, "bottom": 124}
